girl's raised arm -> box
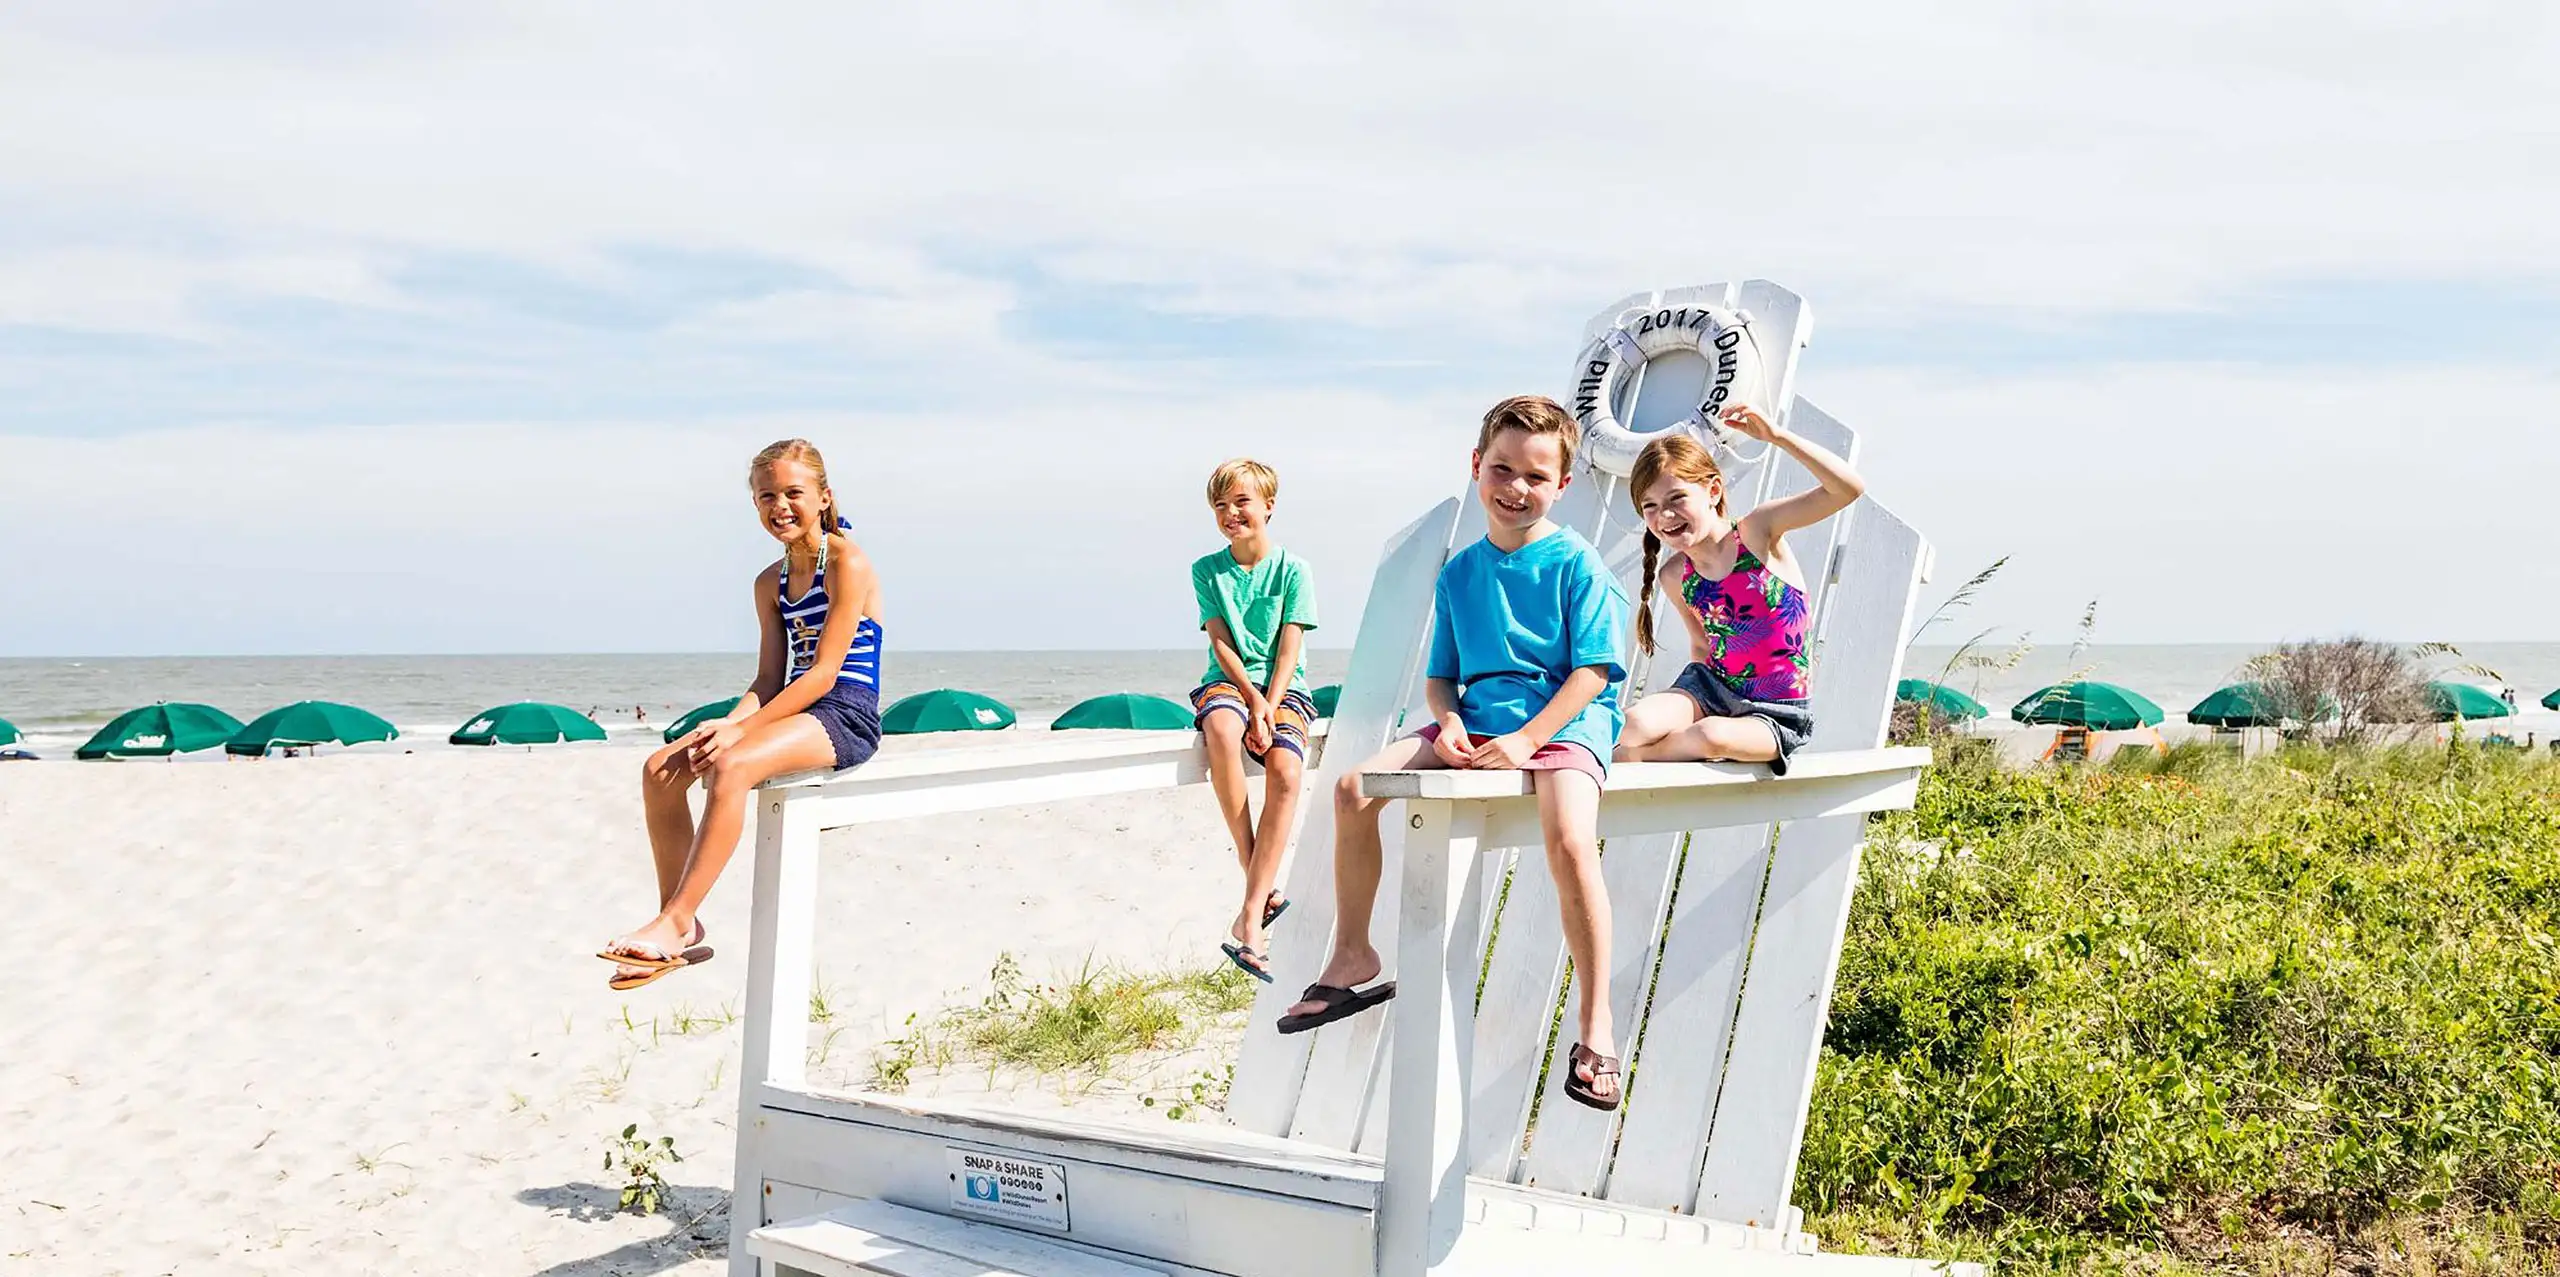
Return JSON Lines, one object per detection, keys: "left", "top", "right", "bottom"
{"left": 1726, "top": 406, "right": 1866, "bottom": 540}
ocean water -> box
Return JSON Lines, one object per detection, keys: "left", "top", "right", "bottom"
{"left": 0, "top": 650, "right": 1349, "bottom": 756}
{"left": 2, "top": 644, "right": 2552, "bottom": 758}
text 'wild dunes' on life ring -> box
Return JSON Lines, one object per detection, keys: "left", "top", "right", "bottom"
{"left": 1568, "top": 303, "right": 1770, "bottom": 477}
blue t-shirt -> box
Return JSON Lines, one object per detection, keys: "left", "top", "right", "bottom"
{"left": 1425, "top": 526, "right": 1630, "bottom": 768}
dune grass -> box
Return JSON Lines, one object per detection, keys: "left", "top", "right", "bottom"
{"left": 1802, "top": 739, "right": 2560, "bottom": 1274}
{"left": 871, "top": 953, "right": 1255, "bottom": 1092}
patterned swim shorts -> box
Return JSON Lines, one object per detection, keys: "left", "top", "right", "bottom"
{"left": 1190, "top": 681, "right": 1317, "bottom": 763}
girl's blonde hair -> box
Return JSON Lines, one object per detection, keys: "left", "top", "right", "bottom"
{"left": 748, "top": 438, "right": 843, "bottom": 535}
{"left": 1628, "top": 431, "right": 1729, "bottom": 656}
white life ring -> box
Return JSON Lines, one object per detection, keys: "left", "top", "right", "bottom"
{"left": 1566, "top": 303, "right": 1771, "bottom": 477}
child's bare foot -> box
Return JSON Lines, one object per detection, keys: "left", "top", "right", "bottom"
{"left": 1228, "top": 891, "right": 1290, "bottom": 946}
{"left": 599, "top": 914, "right": 704, "bottom": 968}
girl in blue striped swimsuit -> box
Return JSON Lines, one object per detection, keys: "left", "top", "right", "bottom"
{"left": 602, "top": 438, "right": 885, "bottom": 990}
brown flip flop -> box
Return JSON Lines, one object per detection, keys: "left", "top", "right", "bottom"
{"left": 598, "top": 923, "right": 711, "bottom": 973}
{"left": 1564, "top": 1042, "right": 1622, "bottom": 1112}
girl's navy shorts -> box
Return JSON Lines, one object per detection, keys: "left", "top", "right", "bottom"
{"left": 806, "top": 683, "right": 882, "bottom": 772}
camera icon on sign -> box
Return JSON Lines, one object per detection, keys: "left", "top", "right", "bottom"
{"left": 965, "top": 1174, "right": 1001, "bottom": 1203}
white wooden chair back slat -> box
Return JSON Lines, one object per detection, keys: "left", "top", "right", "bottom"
{"left": 1228, "top": 497, "right": 1464, "bottom": 1138}
{"left": 1690, "top": 498, "right": 1927, "bottom": 1225}
{"left": 1589, "top": 820, "right": 1779, "bottom": 1207}
{"left": 1508, "top": 827, "right": 1679, "bottom": 1196}
{"left": 1458, "top": 852, "right": 1566, "bottom": 1177}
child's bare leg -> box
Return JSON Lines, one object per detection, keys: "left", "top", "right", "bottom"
{"left": 1538, "top": 768, "right": 1616, "bottom": 1095}
{"left": 613, "top": 717, "right": 836, "bottom": 959}
{"left": 1236, "top": 746, "right": 1305, "bottom": 954}
{"left": 1635, "top": 715, "right": 1780, "bottom": 764}
{"left": 640, "top": 739, "right": 701, "bottom": 904}
{"left": 1201, "top": 709, "right": 1258, "bottom": 885}
{"left": 1287, "top": 735, "right": 1446, "bottom": 1018}
{"left": 1614, "top": 691, "right": 1702, "bottom": 762}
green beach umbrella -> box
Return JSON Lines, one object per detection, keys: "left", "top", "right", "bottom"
{"left": 2186, "top": 682, "right": 2298, "bottom": 729}
{"left": 2010, "top": 681, "right": 2163, "bottom": 732}
{"left": 77, "top": 702, "right": 244, "bottom": 759}
{"left": 1051, "top": 692, "right": 1193, "bottom": 731}
{"left": 1894, "top": 678, "right": 1987, "bottom": 721}
{"left": 1311, "top": 684, "right": 1342, "bottom": 718}
{"left": 664, "top": 697, "right": 742, "bottom": 743}
{"left": 226, "top": 701, "right": 399, "bottom": 756}
{"left": 881, "top": 688, "right": 1016, "bottom": 735}
{"left": 2422, "top": 681, "right": 2510, "bottom": 722}
{"left": 2542, "top": 687, "right": 2559, "bottom": 712}
{"left": 451, "top": 702, "right": 607, "bottom": 746}
{"left": 0, "top": 718, "right": 17, "bottom": 747}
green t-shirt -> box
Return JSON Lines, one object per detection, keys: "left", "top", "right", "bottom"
{"left": 1193, "top": 546, "right": 1319, "bottom": 690}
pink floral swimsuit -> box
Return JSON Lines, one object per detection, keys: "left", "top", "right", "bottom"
{"left": 1677, "top": 532, "right": 1812, "bottom": 701}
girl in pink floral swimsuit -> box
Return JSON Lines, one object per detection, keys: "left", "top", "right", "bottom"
{"left": 1615, "top": 407, "right": 1868, "bottom": 773}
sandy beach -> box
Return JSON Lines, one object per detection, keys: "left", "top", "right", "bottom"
{"left": 1, "top": 738, "right": 1253, "bottom": 1275}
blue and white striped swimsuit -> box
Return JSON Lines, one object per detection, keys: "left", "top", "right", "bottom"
{"left": 779, "top": 544, "right": 882, "bottom": 689}
{"left": 778, "top": 535, "right": 884, "bottom": 771}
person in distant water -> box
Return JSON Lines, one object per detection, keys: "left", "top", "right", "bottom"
{"left": 1190, "top": 458, "right": 1319, "bottom": 983}
{"left": 599, "top": 438, "right": 885, "bottom": 991}
{"left": 1279, "top": 395, "right": 1634, "bottom": 1113}
{"left": 634, "top": 704, "right": 649, "bottom": 724}
{"left": 1614, "top": 406, "right": 1865, "bottom": 774}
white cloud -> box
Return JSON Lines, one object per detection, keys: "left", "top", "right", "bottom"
{"left": 0, "top": 248, "right": 392, "bottom": 337}
{"left": 1, "top": 2, "right": 2553, "bottom": 337}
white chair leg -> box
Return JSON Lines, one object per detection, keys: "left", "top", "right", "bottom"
{"left": 730, "top": 789, "right": 819, "bottom": 1277}
{"left": 1381, "top": 798, "right": 1485, "bottom": 1277}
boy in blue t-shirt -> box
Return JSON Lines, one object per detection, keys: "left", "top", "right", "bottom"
{"left": 1277, "top": 395, "right": 1633, "bottom": 1114}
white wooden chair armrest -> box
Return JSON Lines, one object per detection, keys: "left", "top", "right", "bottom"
{"left": 757, "top": 722, "right": 1330, "bottom": 819}
{"left": 1355, "top": 746, "right": 1931, "bottom": 801}
{"left": 1355, "top": 747, "right": 1927, "bottom": 844}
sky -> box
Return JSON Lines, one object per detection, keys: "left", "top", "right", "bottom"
{"left": 3, "top": 2, "right": 2556, "bottom": 656}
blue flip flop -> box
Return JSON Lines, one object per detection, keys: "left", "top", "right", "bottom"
{"left": 1220, "top": 941, "right": 1275, "bottom": 984}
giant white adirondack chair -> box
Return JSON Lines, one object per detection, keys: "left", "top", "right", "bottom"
{"left": 728, "top": 282, "right": 1972, "bottom": 1277}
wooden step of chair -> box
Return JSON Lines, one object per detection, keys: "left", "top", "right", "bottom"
{"left": 750, "top": 1197, "right": 1168, "bottom": 1277}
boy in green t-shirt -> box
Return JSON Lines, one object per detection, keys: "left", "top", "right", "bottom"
{"left": 1190, "top": 458, "right": 1319, "bottom": 982}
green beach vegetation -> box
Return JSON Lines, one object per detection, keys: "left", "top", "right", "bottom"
{"left": 1805, "top": 738, "right": 2560, "bottom": 1273}
{"left": 868, "top": 954, "right": 1255, "bottom": 1095}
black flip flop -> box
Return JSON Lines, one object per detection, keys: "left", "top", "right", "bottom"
{"left": 1276, "top": 980, "right": 1396, "bottom": 1035}
{"left": 1262, "top": 895, "right": 1291, "bottom": 928}
{"left": 1220, "top": 941, "right": 1275, "bottom": 984}
{"left": 1563, "top": 1042, "right": 1622, "bottom": 1112}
